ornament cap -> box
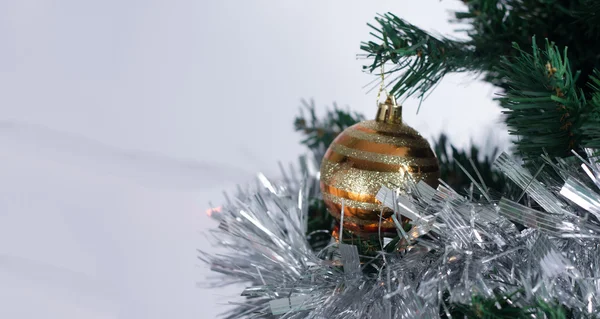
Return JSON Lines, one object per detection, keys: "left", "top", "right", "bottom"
{"left": 375, "top": 95, "right": 402, "bottom": 124}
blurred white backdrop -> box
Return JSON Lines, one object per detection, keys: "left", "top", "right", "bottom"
{"left": 0, "top": 1, "right": 509, "bottom": 318}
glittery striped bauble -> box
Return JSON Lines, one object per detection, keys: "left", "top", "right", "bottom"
{"left": 320, "top": 96, "right": 440, "bottom": 237}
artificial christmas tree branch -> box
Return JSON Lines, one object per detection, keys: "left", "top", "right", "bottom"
{"left": 496, "top": 38, "right": 586, "bottom": 159}
{"left": 360, "top": 13, "right": 480, "bottom": 102}
{"left": 362, "top": 3, "right": 600, "bottom": 160}
{"left": 364, "top": 2, "right": 600, "bottom": 98}
{"left": 294, "top": 100, "right": 365, "bottom": 162}
{"left": 432, "top": 133, "right": 515, "bottom": 197}
{"left": 582, "top": 71, "right": 600, "bottom": 149}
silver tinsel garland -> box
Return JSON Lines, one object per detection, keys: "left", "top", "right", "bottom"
{"left": 200, "top": 150, "right": 600, "bottom": 318}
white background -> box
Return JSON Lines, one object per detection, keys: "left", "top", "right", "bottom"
{"left": 0, "top": 1, "right": 509, "bottom": 318}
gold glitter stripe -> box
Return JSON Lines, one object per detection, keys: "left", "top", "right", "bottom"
{"left": 320, "top": 159, "right": 439, "bottom": 195}
{"left": 344, "top": 126, "right": 431, "bottom": 149}
{"left": 354, "top": 125, "right": 424, "bottom": 140}
{"left": 321, "top": 182, "right": 381, "bottom": 204}
{"left": 325, "top": 149, "right": 440, "bottom": 173}
{"left": 330, "top": 143, "right": 439, "bottom": 167}
{"left": 358, "top": 120, "right": 424, "bottom": 136}
{"left": 323, "top": 192, "right": 382, "bottom": 210}
{"left": 334, "top": 132, "right": 434, "bottom": 157}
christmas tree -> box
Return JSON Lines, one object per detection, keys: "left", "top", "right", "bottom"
{"left": 203, "top": 1, "right": 600, "bottom": 318}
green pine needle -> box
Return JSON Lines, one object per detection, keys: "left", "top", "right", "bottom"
{"left": 360, "top": 13, "right": 479, "bottom": 102}
{"left": 581, "top": 70, "right": 600, "bottom": 148}
{"left": 445, "top": 292, "right": 575, "bottom": 319}
{"left": 495, "top": 37, "right": 586, "bottom": 159}
{"left": 294, "top": 99, "right": 365, "bottom": 161}
{"left": 361, "top": 1, "right": 600, "bottom": 162}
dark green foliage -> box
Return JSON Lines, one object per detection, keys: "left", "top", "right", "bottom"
{"left": 581, "top": 71, "right": 600, "bottom": 148}
{"left": 361, "top": 1, "right": 600, "bottom": 161}
{"left": 306, "top": 197, "right": 333, "bottom": 251}
{"left": 455, "top": 0, "right": 600, "bottom": 95}
{"left": 360, "top": 13, "right": 480, "bottom": 103}
{"left": 496, "top": 38, "right": 587, "bottom": 159}
{"left": 497, "top": 39, "right": 600, "bottom": 159}
{"left": 294, "top": 99, "right": 365, "bottom": 161}
{"left": 444, "top": 292, "right": 574, "bottom": 319}
{"left": 576, "top": 0, "right": 600, "bottom": 35}
{"left": 362, "top": 1, "right": 600, "bottom": 98}
{"left": 433, "top": 133, "right": 511, "bottom": 196}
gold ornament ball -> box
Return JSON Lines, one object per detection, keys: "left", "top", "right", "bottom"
{"left": 319, "top": 95, "right": 440, "bottom": 237}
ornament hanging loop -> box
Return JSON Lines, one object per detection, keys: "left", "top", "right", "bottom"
{"left": 376, "top": 64, "right": 403, "bottom": 124}
{"left": 376, "top": 63, "right": 389, "bottom": 104}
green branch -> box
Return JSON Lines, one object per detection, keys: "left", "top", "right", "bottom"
{"left": 581, "top": 71, "right": 600, "bottom": 148}
{"left": 433, "top": 133, "right": 517, "bottom": 197}
{"left": 446, "top": 293, "right": 573, "bottom": 319}
{"left": 455, "top": 0, "right": 600, "bottom": 93}
{"left": 363, "top": 1, "right": 600, "bottom": 101}
{"left": 294, "top": 100, "right": 365, "bottom": 161}
{"left": 360, "top": 13, "right": 479, "bottom": 101}
{"left": 496, "top": 37, "right": 586, "bottom": 159}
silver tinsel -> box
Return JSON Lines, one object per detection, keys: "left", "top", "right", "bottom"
{"left": 200, "top": 150, "right": 600, "bottom": 318}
